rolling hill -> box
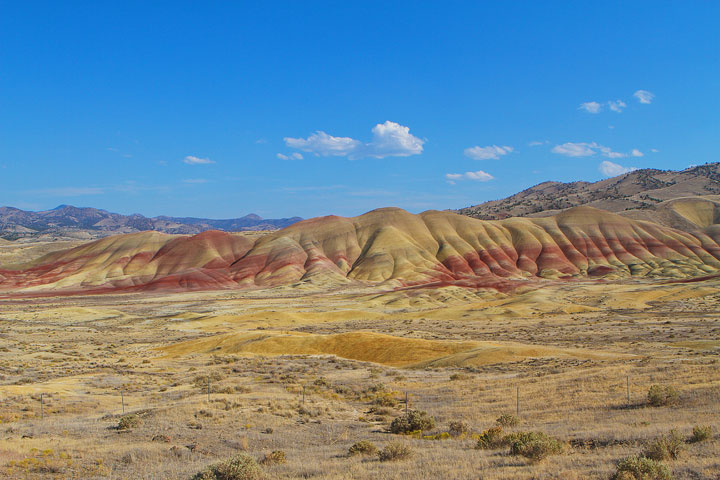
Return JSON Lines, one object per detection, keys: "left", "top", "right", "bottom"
{"left": 455, "top": 162, "right": 720, "bottom": 220}
{"left": 3, "top": 204, "right": 720, "bottom": 296}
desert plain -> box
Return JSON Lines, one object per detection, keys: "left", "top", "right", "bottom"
{"left": 1, "top": 244, "right": 719, "bottom": 478}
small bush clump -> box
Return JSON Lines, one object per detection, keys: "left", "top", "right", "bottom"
{"left": 612, "top": 455, "right": 673, "bottom": 480}
{"left": 117, "top": 414, "right": 141, "bottom": 430}
{"left": 496, "top": 414, "right": 519, "bottom": 428}
{"left": 260, "top": 450, "right": 286, "bottom": 465}
{"left": 348, "top": 441, "right": 377, "bottom": 456}
{"left": 643, "top": 430, "right": 684, "bottom": 461}
{"left": 389, "top": 410, "right": 435, "bottom": 434}
{"left": 689, "top": 425, "right": 713, "bottom": 443}
{"left": 475, "top": 426, "right": 505, "bottom": 449}
{"left": 647, "top": 385, "right": 679, "bottom": 407}
{"left": 448, "top": 421, "right": 469, "bottom": 438}
{"left": 377, "top": 442, "right": 413, "bottom": 462}
{"left": 507, "top": 431, "right": 564, "bottom": 461}
{"left": 372, "top": 394, "right": 397, "bottom": 407}
{"left": 191, "top": 453, "right": 264, "bottom": 480}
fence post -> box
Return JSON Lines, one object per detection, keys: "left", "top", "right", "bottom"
{"left": 40, "top": 393, "right": 44, "bottom": 420}
{"left": 302, "top": 385, "right": 305, "bottom": 405}
{"left": 516, "top": 387, "right": 519, "bottom": 416}
{"left": 405, "top": 392, "right": 408, "bottom": 415}
{"left": 207, "top": 376, "right": 210, "bottom": 403}
{"left": 626, "top": 376, "right": 630, "bottom": 406}
{"left": 121, "top": 391, "right": 125, "bottom": 414}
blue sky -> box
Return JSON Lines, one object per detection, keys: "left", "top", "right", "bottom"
{"left": 1, "top": 1, "right": 718, "bottom": 219}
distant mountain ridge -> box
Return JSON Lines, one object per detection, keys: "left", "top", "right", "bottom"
{"left": 0, "top": 205, "right": 302, "bottom": 239}
{"left": 455, "top": 162, "right": 720, "bottom": 220}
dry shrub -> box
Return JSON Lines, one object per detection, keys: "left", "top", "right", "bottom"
{"left": 448, "top": 420, "right": 469, "bottom": 438}
{"left": 117, "top": 414, "right": 141, "bottom": 430}
{"left": 496, "top": 414, "right": 519, "bottom": 427}
{"left": 377, "top": 442, "right": 413, "bottom": 462}
{"left": 647, "top": 385, "right": 679, "bottom": 407}
{"left": 475, "top": 426, "right": 505, "bottom": 449}
{"left": 372, "top": 394, "right": 397, "bottom": 407}
{"left": 643, "top": 430, "right": 684, "bottom": 461}
{"left": 192, "top": 453, "right": 264, "bottom": 480}
{"left": 612, "top": 455, "right": 673, "bottom": 480}
{"left": 689, "top": 425, "right": 712, "bottom": 443}
{"left": 348, "top": 440, "right": 377, "bottom": 456}
{"left": 389, "top": 410, "right": 435, "bottom": 434}
{"left": 260, "top": 450, "right": 286, "bottom": 465}
{"left": 506, "top": 431, "right": 564, "bottom": 461}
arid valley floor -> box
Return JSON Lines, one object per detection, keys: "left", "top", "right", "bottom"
{"left": 1, "top": 271, "right": 719, "bottom": 479}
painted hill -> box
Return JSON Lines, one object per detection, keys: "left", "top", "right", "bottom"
{"left": 456, "top": 162, "right": 720, "bottom": 220}
{"left": 2, "top": 205, "right": 720, "bottom": 296}
{"left": 0, "top": 204, "right": 302, "bottom": 240}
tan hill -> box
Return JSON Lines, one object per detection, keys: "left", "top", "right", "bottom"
{"left": 3, "top": 204, "right": 720, "bottom": 296}
{"left": 456, "top": 162, "right": 720, "bottom": 220}
{"left": 160, "top": 330, "right": 627, "bottom": 367}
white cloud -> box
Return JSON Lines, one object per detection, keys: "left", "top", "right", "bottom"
{"left": 551, "top": 142, "right": 628, "bottom": 158}
{"left": 551, "top": 142, "right": 597, "bottom": 157}
{"left": 579, "top": 101, "right": 602, "bottom": 113}
{"left": 182, "top": 178, "right": 209, "bottom": 184}
{"left": 284, "top": 131, "right": 360, "bottom": 157}
{"left": 599, "top": 160, "right": 638, "bottom": 177}
{"left": 183, "top": 155, "right": 215, "bottom": 165}
{"left": 633, "top": 90, "right": 655, "bottom": 104}
{"left": 631, "top": 149, "right": 644, "bottom": 157}
{"left": 365, "top": 121, "right": 424, "bottom": 158}
{"left": 650, "top": 148, "right": 659, "bottom": 153}
{"left": 608, "top": 100, "right": 626, "bottom": 113}
{"left": 445, "top": 170, "right": 494, "bottom": 184}
{"left": 283, "top": 121, "right": 423, "bottom": 159}
{"left": 528, "top": 140, "right": 548, "bottom": 146}
{"left": 276, "top": 152, "right": 304, "bottom": 160}
{"left": 464, "top": 145, "right": 513, "bottom": 160}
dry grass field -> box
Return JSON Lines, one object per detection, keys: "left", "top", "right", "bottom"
{"left": 0, "top": 275, "right": 719, "bottom": 479}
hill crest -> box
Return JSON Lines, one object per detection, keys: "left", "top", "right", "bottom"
{"left": 455, "top": 162, "right": 720, "bottom": 220}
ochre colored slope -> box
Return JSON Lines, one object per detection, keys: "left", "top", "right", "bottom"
{"left": 158, "top": 330, "right": 626, "bottom": 367}
{"left": 3, "top": 205, "right": 720, "bottom": 295}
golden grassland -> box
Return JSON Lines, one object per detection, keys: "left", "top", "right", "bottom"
{"left": 0, "top": 277, "right": 719, "bottom": 479}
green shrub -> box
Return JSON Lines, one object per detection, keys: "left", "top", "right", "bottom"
{"left": 117, "top": 414, "right": 141, "bottom": 430}
{"left": 260, "top": 450, "right": 285, "bottom": 465}
{"left": 507, "top": 431, "right": 564, "bottom": 461}
{"left": 348, "top": 441, "right": 377, "bottom": 456}
{"left": 496, "top": 414, "right": 519, "bottom": 428}
{"left": 377, "top": 442, "right": 413, "bottom": 462}
{"left": 643, "top": 430, "right": 684, "bottom": 461}
{"left": 475, "top": 426, "right": 505, "bottom": 449}
{"left": 612, "top": 455, "right": 673, "bottom": 480}
{"left": 192, "top": 453, "right": 264, "bottom": 480}
{"left": 389, "top": 410, "right": 435, "bottom": 434}
{"left": 448, "top": 420, "right": 469, "bottom": 438}
{"left": 647, "top": 385, "right": 679, "bottom": 407}
{"left": 689, "top": 425, "right": 712, "bottom": 443}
